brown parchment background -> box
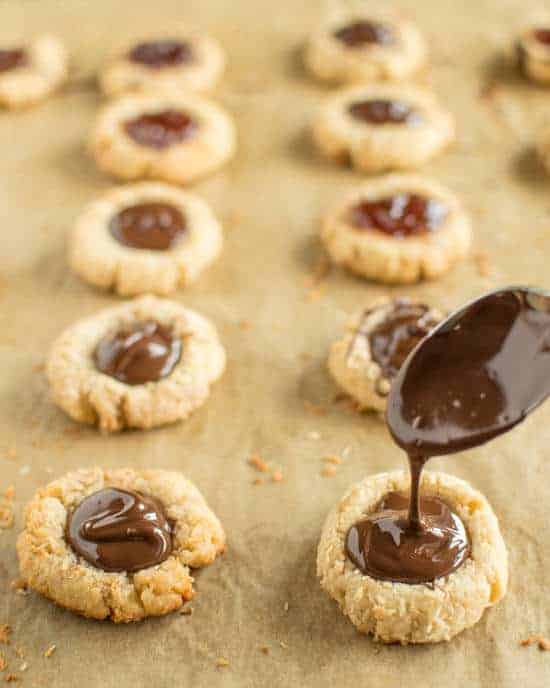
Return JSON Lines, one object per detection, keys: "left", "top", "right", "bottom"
{"left": 0, "top": 0, "right": 549, "bottom": 686}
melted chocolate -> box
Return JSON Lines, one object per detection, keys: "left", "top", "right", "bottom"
{"left": 124, "top": 110, "right": 196, "bottom": 149}
{"left": 66, "top": 488, "right": 173, "bottom": 572}
{"left": 534, "top": 28, "right": 550, "bottom": 45}
{"left": 129, "top": 39, "right": 193, "bottom": 68}
{"left": 368, "top": 301, "right": 441, "bottom": 380}
{"left": 345, "top": 492, "right": 470, "bottom": 584}
{"left": 95, "top": 320, "right": 182, "bottom": 385}
{"left": 348, "top": 99, "right": 421, "bottom": 125}
{"left": 110, "top": 202, "right": 186, "bottom": 251}
{"left": 348, "top": 288, "right": 550, "bottom": 584}
{"left": 0, "top": 48, "right": 27, "bottom": 73}
{"left": 350, "top": 194, "right": 447, "bottom": 237}
{"left": 334, "top": 21, "right": 394, "bottom": 48}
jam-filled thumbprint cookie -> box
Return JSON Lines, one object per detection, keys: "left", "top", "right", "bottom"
{"left": 17, "top": 467, "right": 225, "bottom": 622}
{"left": 328, "top": 298, "right": 444, "bottom": 413}
{"left": 313, "top": 84, "right": 454, "bottom": 173}
{"left": 0, "top": 35, "right": 68, "bottom": 109}
{"left": 89, "top": 92, "right": 236, "bottom": 185}
{"left": 99, "top": 30, "right": 225, "bottom": 97}
{"left": 69, "top": 182, "right": 223, "bottom": 296}
{"left": 46, "top": 296, "right": 225, "bottom": 432}
{"left": 517, "top": 23, "right": 550, "bottom": 85}
{"left": 321, "top": 175, "right": 472, "bottom": 283}
{"left": 305, "top": 10, "right": 427, "bottom": 85}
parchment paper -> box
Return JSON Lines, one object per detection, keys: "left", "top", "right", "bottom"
{"left": 0, "top": 0, "right": 549, "bottom": 686}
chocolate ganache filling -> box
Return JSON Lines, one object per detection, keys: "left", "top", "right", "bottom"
{"left": 350, "top": 193, "right": 448, "bottom": 237}
{"left": 334, "top": 21, "right": 394, "bottom": 48}
{"left": 129, "top": 39, "right": 193, "bottom": 68}
{"left": 124, "top": 109, "right": 196, "bottom": 149}
{"left": 66, "top": 488, "right": 173, "bottom": 572}
{"left": 110, "top": 202, "right": 186, "bottom": 251}
{"left": 347, "top": 287, "right": 550, "bottom": 584}
{"left": 348, "top": 99, "right": 421, "bottom": 125}
{"left": 95, "top": 320, "right": 182, "bottom": 385}
{"left": 368, "top": 301, "right": 441, "bottom": 380}
{"left": 0, "top": 48, "right": 27, "bottom": 73}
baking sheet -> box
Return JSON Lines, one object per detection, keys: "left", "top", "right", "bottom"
{"left": 0, "top": 0, "right": 549, "bottom": 686}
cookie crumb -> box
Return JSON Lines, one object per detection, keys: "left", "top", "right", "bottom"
{"left": 5, "top": 448, "right": 17, "bottom": 461}
{"left": 12, "top": 650, "right": 23, "bottom": 661}
{"left": 4, "top": 674, "right": 18, "bottom": 683}
{"left": 0, "top": 654, "right": 6, "bottom": 671}
{"left": 520, "top": 634, "right": 550, "bottom": 651}
{"left": 304, "top": 401, "right": 327, "bottom": 416}
{"left": 252, "top": 478, "right": 264, "bottom": 486}
{"left": 258, "top": 645, "right": 270, "bottom": 655}
{"left": 248, "top": 455, "right": 269, "bottom": 472}
{"left": 215, "top": 657, "right": 230, "bottom": 668}
{"left": 323, "top": 455, "right": 342, "bottom": 465}
{"left": 321, "top": 465, "right": 337, "bottom": 477}
{"left": 180, "top": 606, "right": 193, "bottom": 616}
{"left": 0, "top": 488, "right": 15, "bottom": 530}
{"left": 43, "top": 644, "right": 56, "bottom": 658}
{"left": 473, "top": 251, "right": 492, "bottom": 278}
{"left": 238, "top": 320, "right": 252, "bottom": 331}
{"left": 271, "top": 471, "right": 283, "bottom": 483}
{"left": 0, "top": 628, "right": 10, "bottom": 646}
{"left": 10, "top": 580, "right": 28, "bottom": 596}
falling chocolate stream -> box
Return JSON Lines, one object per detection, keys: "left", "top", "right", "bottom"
{"left": 348, "top": 287, "right": 550, "bottom": 583}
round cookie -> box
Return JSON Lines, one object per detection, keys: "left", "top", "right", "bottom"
{"left": 305, "top": 11, "right": 427, "bottom": 85}
{"left": 321, "top": 175, "right": 472, "bottom": 283}
{"left": 0, "top": 35, "right": 68, "bottom": 109}
{"left": 17, "top": 467, "right": 226, "bottom": 622}
{"left": 328, "top": 298, "right": 444, "bottom": 413}
{"left": 517, "top": 24, "right": 550, "bottom": 85}
{"left": 317, "top": 470, "right": 508, "bottom": 644}
{"left": 69, "top": 182, "right": 223, "bottom": 296}
{"left": 89, "top": 92, "right": 236, "bottom": 185}
{"left": 313, "top": 85, "right": 454, "bottom": 173}
{"left": 46, "top": 295, "right": 226, "bottom": 432}
{"left": 99, "top": 31, "right": 225, "bottom": 97}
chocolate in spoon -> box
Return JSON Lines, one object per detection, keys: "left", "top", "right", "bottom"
{"left": 346, "top": 287, "right": 550, "bottom": 583}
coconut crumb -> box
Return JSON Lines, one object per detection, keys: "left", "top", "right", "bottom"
{"left": 283, "top": 602, "right": 289, "bottom": 612}
{"left": 0, "top": 628, "right": 10, "bottom": 646}
{"left": 248, "top": 455, "right": 269, "bottom": 472}
{"left": 43, "top": 644, "right": 56, "bottom": 658}
{"left": 279, "top": 640, "right": 289, "bottom": 649}
{"left": 17, "top": 665, "right": 27, "bottom": 674}
{"left": 521, "top": 634, "right": 550, "bottom": 651}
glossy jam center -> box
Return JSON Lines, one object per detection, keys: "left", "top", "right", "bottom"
{"left": 124, "top": 110, "right": 196, "bottom": 149}
{"left": 345, "top": 491, "right": 470, "bottom": 584}
{"left": 0, "top": 48, "right": 27, "bottom": 73}
{"left": 534, "top": 28, "right": 550, "bottom": 45}
{"left": 348, "top": 99, "right": 420, "bottom": 125}
{"left": 333, "top": 21, "right": 394, "bottom": 48}
{"left": 129, "top": 39, "right": 193, "bottom": 67}
{"left": 110, "top": 202, "right": 186, "bottom": 251}
{"left": 94, "top": 320, "right": 182, "bottom": 385}
{"left": 369, "top": 301, "right": 441, "bottom": 380}
{"left": 66, "top": 488, "right": 173, "bottom": 573}
{"left": 350, "top": 193, "right": 447, "bottom": 237}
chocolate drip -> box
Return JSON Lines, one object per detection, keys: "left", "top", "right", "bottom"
{"left": 347, "top": 287, "right": 550, "bottom": 584}
{"left": 334, "top": 21, "right": 394, "bottom": 48}
{"left": 124, "top": 110, "right": 196, "bottom": 149}
{"left": 95, "top": 320, "right": 182, "bottom": 385}
{"left": 348, "top": 99, "right": 421, "bottom": 125}
{"left": 129, "top": 40, "right": 193, "bottom": 68}
{"left": 110, "top": 202, "right": 186, "bottom": 251}
{"left": 0, "top": 49, "right": 27, "bottom": 73}
{"left": 66, "top": 488, "right": 173, "bottom": 573}
{"left": 350, "top": 194, "right": 447, "bottom": 237}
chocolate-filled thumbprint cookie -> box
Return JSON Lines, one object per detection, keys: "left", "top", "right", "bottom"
{"left": 69, "top": 182, "right": 223, "bottom": 296}
{"left": 321, "top": 175, "right": 471, "bottom": 282}
{"left": 0, "top": 35, "right": 68, "bottom": 109}
{"left": 89, "top": 93, "right": 236, "bottom": 185}
{"left": 17, "top": 468, "right": 225, "bottom": 622}
{"left": 99, "top": 30, "right": 225, "bottom": 96}
{"left": 46, "top": 296, "right": 225, "bottom": 432}
{"left": 328, "top": 298, "right": 444, "bottom": 413}
{"left": 305, "top": 11, "right": 427, "bottom": 84}
{"left": 313, "top": 84, "right": 454, "bottom": 173}
{"left": 317, "top": 470, "right": 507, "bottom": 644}
{"left": 517, "top": 23, "right": 550, "bottom": 85}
